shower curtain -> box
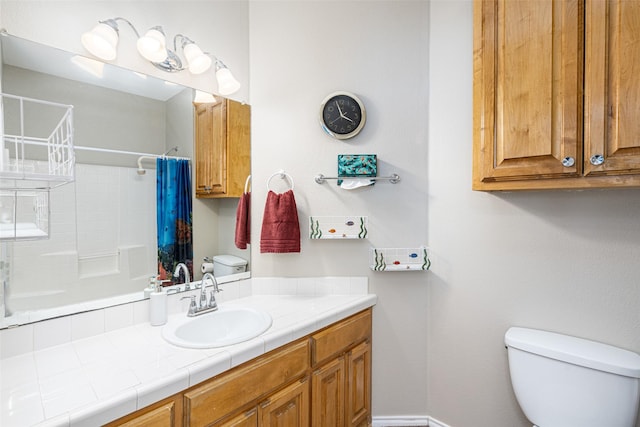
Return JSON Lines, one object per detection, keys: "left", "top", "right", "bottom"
{"left": 156, "top": 158, "right": 193, "bottom": 282}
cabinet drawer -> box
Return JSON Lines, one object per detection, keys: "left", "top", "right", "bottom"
{"left": 184, "top": 340, "right": 310, "bottom": 427}
{"left": 106, "top": 395, "right": 181, "bottom": 427}
{"left": 311, "top": 309, "right": 371, "bottom": 366}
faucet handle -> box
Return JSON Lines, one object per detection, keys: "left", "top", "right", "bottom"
{"left": 199, "top": 289, "right": 208, "bottom": 308}
{"left": 180, "top": 295, "right": 197, "bottom": 316}
{"left": 208, "top": 289, "right": 219, "bottom": 309}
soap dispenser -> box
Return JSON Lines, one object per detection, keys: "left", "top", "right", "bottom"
{"left": 149, "top": 280, "right": 168, "bottom": 326}
{"left": 144, "top": 276, "right": 157, "bottom": 298}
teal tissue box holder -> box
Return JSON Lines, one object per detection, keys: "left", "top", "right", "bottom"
{"left": 337, "top": 154, "right": 377, "bottom": 185}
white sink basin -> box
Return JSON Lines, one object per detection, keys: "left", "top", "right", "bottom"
{"left": 162, "top": 305, "right": 272, "bottom": 349}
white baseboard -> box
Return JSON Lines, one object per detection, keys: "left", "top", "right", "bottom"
{"left": 371, "top": 415, "right": 451, "bottom": 427}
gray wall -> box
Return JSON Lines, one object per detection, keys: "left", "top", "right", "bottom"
{"left": 250, "top": 1, "right": 640, "bottom": 426}
{"left": 427, "top": 2, "right": 640, "bottom": 426}
{"left": 249, "top": 0, "right": 430, "bottom": 418}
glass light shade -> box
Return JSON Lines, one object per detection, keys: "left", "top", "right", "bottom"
{"left": 137, "top": 28, "right": 167, "bottom": 63}
{"left": 81, "top": 23, "right": 119, "bottom": 61}
{"left": 183, "top": 43, "right": 212, "bottom": 74}
{"left": 215, "top": 67, "right": 241, "bottom": 95}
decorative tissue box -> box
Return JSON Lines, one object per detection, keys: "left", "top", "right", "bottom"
{"left": 337, "top": 154, "right": 377, "bottom": 185}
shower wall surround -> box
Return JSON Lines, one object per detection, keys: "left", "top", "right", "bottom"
{"left": 4, "top": 163, "right": 156, "bottom": 320}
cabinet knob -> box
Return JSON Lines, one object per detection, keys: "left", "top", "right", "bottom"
{"left": 561, "top": 157, "right": 575, "bottom": 167}
{"left": 590, "top": 154, "right": 605, "bottom": 166}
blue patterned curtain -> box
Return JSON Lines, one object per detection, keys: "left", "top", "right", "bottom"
{"left": 157, "top": 158, "right": 193, "bottom": 282}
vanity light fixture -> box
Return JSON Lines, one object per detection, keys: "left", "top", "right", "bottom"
{"left": 81, "top": 17, "right": 241, "bottom": 95}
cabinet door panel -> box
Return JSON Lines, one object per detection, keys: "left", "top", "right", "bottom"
{"left": 259, "top": 379, "right": 310, "bottom": 427}
{"left": 312, "top": 357, "right": 345, "bottom": 427}
{"left": 346, "top": 341, "right": 371, "bottom": 427}
{"left": 195, "top": 101, "right": 226, "bottom": 195}
{"left": 585, "top": 0, "right": 640, "bottom": 175}
{"left": 473, "top": 0, "right": 582, "bottom": 185}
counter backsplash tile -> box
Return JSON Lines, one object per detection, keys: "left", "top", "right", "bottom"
{"left": 0, "top": 277, "right": 368, "bottom": 359}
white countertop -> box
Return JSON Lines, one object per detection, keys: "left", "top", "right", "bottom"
{"left": 1, "top": 292, "right": 377, "bottom": 427}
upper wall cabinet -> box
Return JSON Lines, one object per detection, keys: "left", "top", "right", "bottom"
{"left": 473, "top": 0, "right": 640, "bottom": 191}
{"left": 195, "top": 98, "right": 251, "bottom": 198}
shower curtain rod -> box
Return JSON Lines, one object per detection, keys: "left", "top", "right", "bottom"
{"left": 11, "top": 139, "right": 191, "bottom": 160}
{"left": 74, "top": 144, "right": 190, "bottom": 160}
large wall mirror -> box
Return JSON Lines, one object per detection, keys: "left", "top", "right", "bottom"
{"left": 0, "top": 33, "right": 250, "bottom": 328}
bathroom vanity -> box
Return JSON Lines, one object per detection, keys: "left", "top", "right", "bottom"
{"left": 0, "top": 280, "right": 375, "bottom": 427}
{"left": 106, "top": 309, "right": 372, "bottom": 427}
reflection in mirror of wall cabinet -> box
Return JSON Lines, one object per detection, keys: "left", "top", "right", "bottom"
{"left": 195, "top": 98, "right": 250, "bottom": 198}
{"left": 473, "top": 0, "right": 640, "bottom": 191}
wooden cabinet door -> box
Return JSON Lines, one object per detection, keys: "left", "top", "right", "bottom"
{"left": 473, "top": 0, "right": 583, "bottom": 187}
{"left": 312, "top": 357, "right": 345, "bottom": 427}
{"left": 259, "top": 379, "right": 310, "bottom": 427}
{"left": 195, "top": 101, "right": 227, "bottom": 196}
{"left": 346, "top": 341, "right": 371, "bottom": 427}
{"left": 584, "top": 0, "right": 640, "bottom": 176}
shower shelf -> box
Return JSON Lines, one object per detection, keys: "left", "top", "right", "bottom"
{"left": 370, "top": 246, "right": 432, "bottom": 271}
{"left": 0, "top": 93, "right": 75, "bottom": 240}
{"left": 0, "top": 93, "right": 75, "bottom": 189}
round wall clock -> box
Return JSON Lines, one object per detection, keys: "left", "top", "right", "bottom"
{"left": 319, "top": 91, "right": 366, "bottom": 140}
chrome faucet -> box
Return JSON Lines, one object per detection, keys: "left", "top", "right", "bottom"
{"left": 173, "top": 262, "right": 191, "bottom": 290}
{"left": 181, "top": 272, "right": 221, "bottom": 317}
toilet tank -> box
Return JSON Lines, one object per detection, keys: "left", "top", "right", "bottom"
{"left": 213, "top": 254, "right": 247, "bottom": 276}
{"left": 505, "top": 327, "right": 640, "bottom": 427}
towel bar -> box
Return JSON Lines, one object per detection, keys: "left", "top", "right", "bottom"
{"left": 314, "top": 173, "right": 400, "bottom": 184}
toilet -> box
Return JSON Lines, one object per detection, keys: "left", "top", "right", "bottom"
{"left": 212, "top": 254, "right": 248, "bottom": 276}
{"left": 505, "top": 327, "right": 640, "bottom": 427}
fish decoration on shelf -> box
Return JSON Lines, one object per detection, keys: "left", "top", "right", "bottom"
{"left": 309, "top": 216, "right": 368, "bottom": 239}
{"left": 370, "top": 247, "right": 431, "bottom": 271}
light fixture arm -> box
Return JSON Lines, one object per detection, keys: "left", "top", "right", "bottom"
{"left": 100, "top": 17, "right": 140, "bottom": 38}
{"left": 174, "top": 34, "right": 196, "bottom": 53}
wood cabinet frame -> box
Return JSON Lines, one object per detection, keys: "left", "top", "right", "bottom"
{"left": 473, "top": 0, "right": 640, "bottom": 191}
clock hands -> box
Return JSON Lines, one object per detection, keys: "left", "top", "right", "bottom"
{"left": 335, "top": 101, "right": 355, "bottom": 123}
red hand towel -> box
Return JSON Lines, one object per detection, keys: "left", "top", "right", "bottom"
{"left": 260, "top": 190, "right": 300, "bottom": 253}
{"left": 234, "top": 191, "right": 251, "bottom": 249}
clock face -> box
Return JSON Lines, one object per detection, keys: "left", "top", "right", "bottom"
{"left": 319, "top": 92, "right": 366, "bottom": 140}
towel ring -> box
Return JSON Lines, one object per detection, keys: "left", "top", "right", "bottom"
{"left": 267, "top": 169, "right": 295, "bottom": 191}
{"left": 244, "top": 175, "right": 252, "bottom": 193}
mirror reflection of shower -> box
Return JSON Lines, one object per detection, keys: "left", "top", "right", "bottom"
{"left": 137, "top": 146, "right": 179, "bottom": 175}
